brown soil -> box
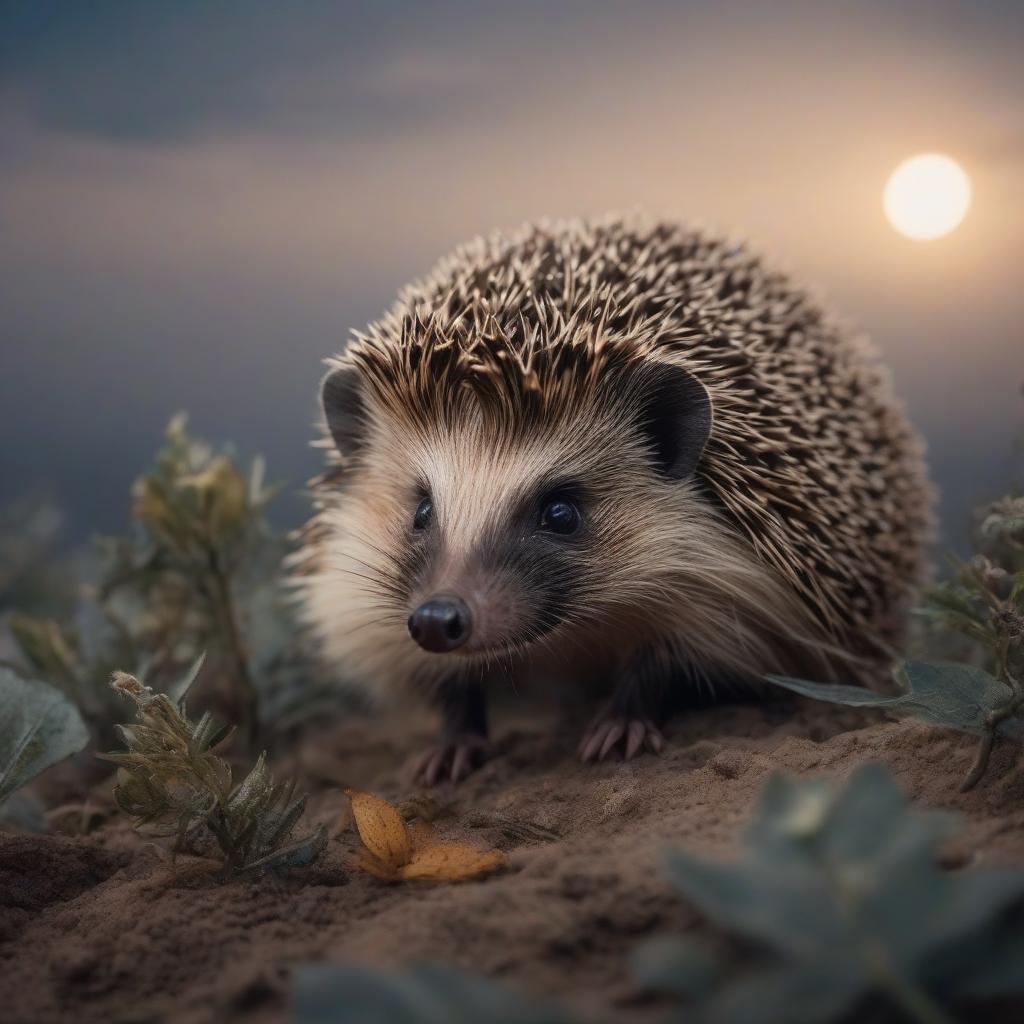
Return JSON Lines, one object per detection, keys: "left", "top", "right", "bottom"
{"left": 2, "top": 699, "right": 1023, "bottom": 1024}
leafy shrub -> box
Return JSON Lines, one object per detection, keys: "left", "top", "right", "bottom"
{"left": 101, "top": 663, "right": 326, "bottom": 874}
{"left": 4, "top": 415, "right": 323, "bottom": 752}
{"left": 632, "top": 764, "right": 1024, "bottom": 1023}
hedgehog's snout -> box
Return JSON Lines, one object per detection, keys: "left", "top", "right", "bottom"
{"left": 408, "top": 595, "right": 473, "bottom": 653}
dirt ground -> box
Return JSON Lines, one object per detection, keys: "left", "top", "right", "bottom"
{"left": 2, "top": 697, "right": 1024, "bottom": 1024}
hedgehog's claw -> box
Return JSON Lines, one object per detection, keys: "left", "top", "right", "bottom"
{"left": 579, "top": 716, "right": 664, "bottom": 763}
{"left": 413, "top": 733, "right": 488, "bottom": 786}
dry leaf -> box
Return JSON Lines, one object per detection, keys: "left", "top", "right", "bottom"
{"left": 400, "top": 840, "right": 506, "bottom": 881}
{"left": 345, "top": 789, "right": 412, "bottom": 870}
{"left": 355, "top": 850, "right": 404, "bottom": 881}
{"left": 345, "top": 789, "right": 505, "bottom": 883}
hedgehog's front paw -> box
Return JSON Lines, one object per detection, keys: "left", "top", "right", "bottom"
{"left": 578, "top": 716, "right": 664, "bottom": 763}
{"left": 412, "top": 733, "right": 489, "bottom": 785}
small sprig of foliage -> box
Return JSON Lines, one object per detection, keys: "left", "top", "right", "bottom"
{"left": 768, "top": 490, "right": 1024, "bottom": 790}
{"left": 5, "top": 415, "right": 319, "bottom": 752}
{"left": 101, "top": 664, "right": 326, "bottom": 875}
{"left": 768, "top": 661, "right": 1024, "bottom": 789}
{"left": 920, "top": 494, "right": 1024, "bottom": 786}
{"left": 631, "top": 764, "right": 1024, "bottom": 1024}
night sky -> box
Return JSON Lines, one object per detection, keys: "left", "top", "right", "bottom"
{"left": 2, "top": 1, "right": 1022, "bottom": 546}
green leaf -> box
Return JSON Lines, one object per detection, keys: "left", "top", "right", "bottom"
{"left": 766, "top": 660, "right": 1024, "bottom": 741}
{"left": 813, "top": 762, "right": 955, "bottom": 869}
{"left": 243, "top": 823, "right": 328, "bottom": 873}
{"left": 292, "top": 964, "right": 574, "bottom": 1024}
{"left": 228, "top": 752, "right": 271, "bottom": 817}
{"left": 166, "top": 651, "right": 206, "bottom": 709}
{"left": 629, "top": 936, "right": 721, "bottom": 998}
{"left": 981, "top": 503, "right": 1024, "bottom": 541}
{"left": 948, "top": 925, "right": 1024, "bottom": 999}
{"left": 0, "top": 789, "right": 48, "bottom": 832}
{"left": 688, "top": 960, "right": 864, "bottom": 1024}
{"left": 924, "top": 584, "right": 986, "bottom": 622}
{"left": 663, "top": 850, "right": 842, "bottom": 958}
{"left": 638, "top": 764, "right": 1024, "bottom": 1022}
{"left": 0, "top": 668, "right": 90, "bottom": 803}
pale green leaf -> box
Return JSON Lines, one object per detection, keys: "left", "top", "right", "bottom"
{"left": 166, "top": 651, "right": 206, "bottom": 709}
{"left": 629, "top": 936, "right": 721, "bottom": 998}
{"left": 0, "top": 668, "right": 90, "bottom": 803}
{"left": 292, "top": 964, "right": 573, "bottom": 1024}
{"left": 766, "top": 660, "right": 1024, "bottom": 741}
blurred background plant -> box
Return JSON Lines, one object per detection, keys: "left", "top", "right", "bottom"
{"left": 0, "top": 494, "right": 77, "bottom": 620}
{"left": 0, "top": 666, "right": 90, "bottom": 830}
{"left": 914, "top": 418, "right": 1023, "bottom": 787}
{"left": 918, "top": 410, "right": 1023, "bottom": 669}
{"left": 630, "top": 764, "right": 1024, "bottom": 1024}
{"left": 920, "top": 494, "right": 1024, "bottom": 676}
{"left": 1, "top": 414, "right": 335, "bottom": 760}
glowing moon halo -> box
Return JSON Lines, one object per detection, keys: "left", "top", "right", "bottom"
{"left": 883, "top": 154, "right": 971, "bottom": 240}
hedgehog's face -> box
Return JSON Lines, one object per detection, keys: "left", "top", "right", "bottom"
{"left": 401, "top": 477, "right": 586, "bottom": 655}
{"left": 320, "top": 356, "right": 712, "bottom": 666}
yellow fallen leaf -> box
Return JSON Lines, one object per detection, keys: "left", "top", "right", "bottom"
{"left": 345, "top": 789, "right": 412, "bottom": 870}
{"left": 400, "top": 839, "right": 506, "bottom": 882}
{"left": 345, "top": 789, "right": 505, "bottom": 883}
{"left": 355, "top": 849, "right": 404, "bottom": 881}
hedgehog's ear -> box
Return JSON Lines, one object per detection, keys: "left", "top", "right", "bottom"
{"left": 634, "top": 362, "right": 712, "bottom": 480}
{"left": 321, "top": 363, "right": 369, "bottom": 458}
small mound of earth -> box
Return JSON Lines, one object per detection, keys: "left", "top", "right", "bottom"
{"left": 2, "top": 698, "right": 1023, "bottom": 1024}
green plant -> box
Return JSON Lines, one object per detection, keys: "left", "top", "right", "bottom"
{"left": 767, "top": 488, "right": 1024, "bottom": 791}
{"left": 919, "top": 494, "right": 1024, "bottom": 786}
{"left": 767, "top": 660, "right": 1023, "bottom": 791}
{"left": 0, "top": 494, "right": 74, "bottom": 618}
{"left": 5, "top": 414, "right": 320, "bottom": 752}
{"left": 632, "top": 764, "right": 1024, "bottom": 1024}
{"left": 292, "top": 963, "right": 574, "bottom": 1024}
{"left": 100, "top": 664, "right": 326, "bottom": 875}
{"left": 0, "top": 667, "right": 89, "bottom": 807}
{"left": 115, "top": 412, "right": 282, "bottom": 741}
{"left": 5, "top": 612, "right": 134, "bottom": 750}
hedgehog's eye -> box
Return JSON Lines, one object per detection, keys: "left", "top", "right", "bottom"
{"left": 539, "top": 498, "right": 581, "bottom": 536}
{"left": 413, "top": 496, "right": 433, "bottom": 531}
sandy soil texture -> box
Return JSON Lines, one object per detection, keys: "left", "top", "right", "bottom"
{"left": 2, "top": 698, "right": 1023, "bottom": 1024}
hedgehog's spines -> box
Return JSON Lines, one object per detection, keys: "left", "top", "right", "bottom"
{"left": 306, "top": 213, "right": 932, "bottom": 674}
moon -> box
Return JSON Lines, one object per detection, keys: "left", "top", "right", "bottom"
{"left": 883, "top": 153, "right": 971, "bottom": 241}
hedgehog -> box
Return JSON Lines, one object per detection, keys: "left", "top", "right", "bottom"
{"left": 293, "top": 215, "right": 932, "bottom": 784}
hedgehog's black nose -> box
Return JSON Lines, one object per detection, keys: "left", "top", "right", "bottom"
{"left": 408, "top": 596, "right": 472, "bottom": 653}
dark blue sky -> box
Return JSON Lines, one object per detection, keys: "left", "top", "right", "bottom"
{"left": 1, "top": 1, "right": 1022, "bottom": 545}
